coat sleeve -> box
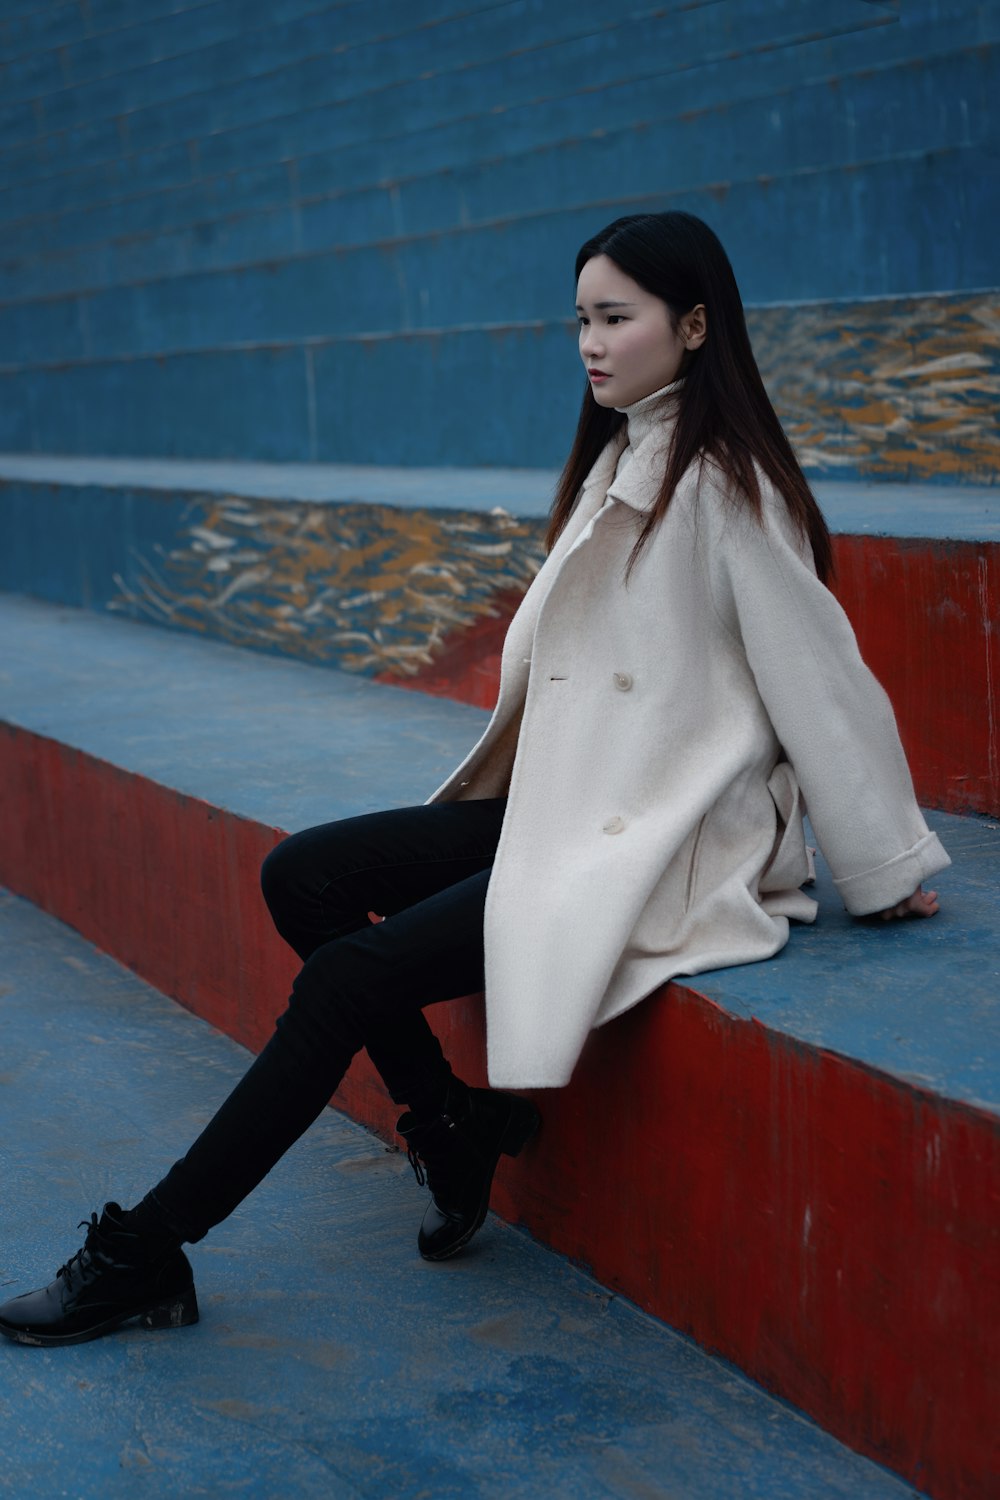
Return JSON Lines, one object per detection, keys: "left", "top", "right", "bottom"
{"left": 701, "top": 474, "right": 950, "bottom": 915}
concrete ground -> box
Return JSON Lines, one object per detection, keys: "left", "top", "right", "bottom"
{"left": 0, "top": 891, "right": 929, "bottom": 1500}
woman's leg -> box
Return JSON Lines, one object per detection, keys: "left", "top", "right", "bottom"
{"left": 0, "top": 799, "right": 519, "bottom": 1345}
{"left": 259, "top": 798, "right": 508, "bottom": 960}
{"left": 148, "top": 798, "right": 511, "bottom": 1244}
{"left": 258, "top": 797, "right": 507, "bottom": 1109}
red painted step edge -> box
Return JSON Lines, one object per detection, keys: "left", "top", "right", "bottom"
{"left": 378, "top": 536, "right": 1000, "bottom": 819}
{"left": 1, "top": 721, "right": 997, "bottom": 1500}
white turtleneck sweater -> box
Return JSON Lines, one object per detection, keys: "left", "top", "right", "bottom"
{"left": 611, "top": 377, "right": 683, "bottom": 483}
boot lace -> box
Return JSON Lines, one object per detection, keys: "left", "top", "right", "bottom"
{"left": 56, "top": 1213, "right": 107, "bottom": 1286}
{"left": 405, "top": 1111, "right": 482, "bottom": 1200}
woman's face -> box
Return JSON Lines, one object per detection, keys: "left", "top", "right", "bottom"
{"left": 576, "top": 254, "right": 704, "bottom": 408}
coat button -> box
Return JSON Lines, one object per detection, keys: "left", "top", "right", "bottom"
{"left": 603, "top": 815, "right": 625, "bottom": 834}
{"left": 613, "top": 672, "right": 633, "bottom": 691}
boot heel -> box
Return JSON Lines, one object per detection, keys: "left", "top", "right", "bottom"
{"left": 500, "top": 1098, "right": 541, "bottom": 1158}
{"left": 141, "top": 1286, "right": 199, "bottom": 1330}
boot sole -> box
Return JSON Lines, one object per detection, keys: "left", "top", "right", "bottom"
{"left": 419, "top": 1097, "right": 541, "bottom": 1263}
{"left": 0, "top": 1285, "right": 199, "bottom": 1347}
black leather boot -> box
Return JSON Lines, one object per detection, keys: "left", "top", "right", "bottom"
{"left": 0, "top": 1202, "right": 199, "bottom": 1346}
{"left": 397, "top": 1081, "right": 541, "bottom": 1261}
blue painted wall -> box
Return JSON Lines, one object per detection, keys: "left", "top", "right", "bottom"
{"left": 0, "top": 0, "right": 995, "bottom": 465}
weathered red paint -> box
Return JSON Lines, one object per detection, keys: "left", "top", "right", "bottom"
{"left": 375, "top": 587, "right": 519, "bottom": 711}
{"left": 1, "top": 721, "right": 996, "bottom": 1500}
{"left": 381, "top": 535, "right": 1000, "bottom": 819}
{"left": 491, "top": 996, "right": 999, "bottom": 1500}
{"left": 830, "top": 536, "right": 999, "bottom": 818}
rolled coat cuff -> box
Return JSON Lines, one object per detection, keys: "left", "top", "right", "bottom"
{"left": 832, "top": 830, "right": 951, "bottom": 916}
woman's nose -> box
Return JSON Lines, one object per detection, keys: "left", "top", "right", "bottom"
{"left": 580, "top": 329, "right": 604, "bottom": 359}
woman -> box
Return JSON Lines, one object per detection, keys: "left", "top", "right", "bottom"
{"left": 0, "top": 211, "right": 949, "bottom": 1346}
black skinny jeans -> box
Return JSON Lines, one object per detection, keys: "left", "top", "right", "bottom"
{"left": 149, "top": 797, "right": 508, "bottom": 1243}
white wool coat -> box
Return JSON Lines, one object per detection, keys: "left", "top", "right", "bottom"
{"left": 426, "top": 384, "right": 951, "bottom": 1089}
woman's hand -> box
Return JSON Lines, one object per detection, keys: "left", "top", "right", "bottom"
{"left": 877, "top": 885, "right": 940, "bottom": 921}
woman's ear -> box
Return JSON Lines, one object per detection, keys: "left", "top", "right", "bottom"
{"left": 681, "top": 304, "right": 707, "bottom": 350}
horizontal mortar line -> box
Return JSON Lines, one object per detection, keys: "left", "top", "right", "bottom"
{"left": 0, "top": 0, "right": 202, "bottom": 42}
{"left": 0, "top": 0, "right": 454, "bottom": 87}
{"left": 0, "top": 10, "right": 558, "bottom": 171}
{"left": 0, "top": 0, "right": 452, "bottom": 84}
{"left": 6, "top": 275, "right": 998, "bottom": 379}
{"left": 0, "top": 0, "right": 337, "bottom": 73}
{"left": 0, "top": 0, "right": 743, "bottom": 116}
{"left": 745, "top": 283, "right": 1000, "bottom": 310}
{"left": 0, "top": 6, "right": 904, "bottom": 204}
{"left": 7, "top": 273, "right": 1000, "bottom": 376}
{"left": 0, "top": 39, "right": 989, "bottom": 271}
{"left": 0, "top": 1, "right": 672, "bottom": 168}
{"left": 4, "top": 0, "right": 720, "bottom": 82}
{"left": 0, "top": 318, "right": 566, "bottom": 374}
{"left": 0, "top": 25, "right": 986, "bottom": 229}
{"left": 0, "top": 0, "right": 899, "bottom": 77}
{"left": 0, "top": 452, "right": 563, "bottom": 481}
{"left": 0, "top": 60, "right": 989, "bottom": 273}
{"left": 0, "top": 142, "right": 979, "bottom": 315}
{"left": 2, "top": 459, "right": 997, "bottom": 525}
{"left": 0, "top": 130, "right": 988, "bottom": 301}
{"left": 0, "top": 469, "right": 564, "bottom": 518}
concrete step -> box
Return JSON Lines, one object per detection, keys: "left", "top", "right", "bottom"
{"left": 1, "top": 887, "right": 930, "bottom": 1500}
{"left": 1, "top": 454, "right": 997, "bottom": 817}
{"left": 3, "top": 40, "right": 993, "bottom": 302}
{"left": 1, "top": 592, "right": 996, "bottom": 1500}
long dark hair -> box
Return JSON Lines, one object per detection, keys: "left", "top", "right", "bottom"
{"left": 547, "top": 211, "right": 833, "bottom": 584}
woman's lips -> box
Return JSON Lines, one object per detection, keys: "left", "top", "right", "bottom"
{"left": 588, "top": 370, "right": 610, "bottom": 383}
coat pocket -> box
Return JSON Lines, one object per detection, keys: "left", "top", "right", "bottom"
{"left": 683, "top": 812, "right": 709, "bottom": 913}
{"left": 759, "top": 760, "right": 814, "bottom": 894}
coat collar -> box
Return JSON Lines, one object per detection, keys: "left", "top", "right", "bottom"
{"left": 578, "top": 430, "right": 626, "bottom": 501}
{"left": 605, "top": 378, "right": 684, "bottom": 513}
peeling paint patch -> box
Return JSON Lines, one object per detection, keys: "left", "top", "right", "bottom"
{"left": 748, "top": 290, "right": 1000, "bottom": 484}
{"left": 111, "top": 494, "right": 546, "bottom": 679}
